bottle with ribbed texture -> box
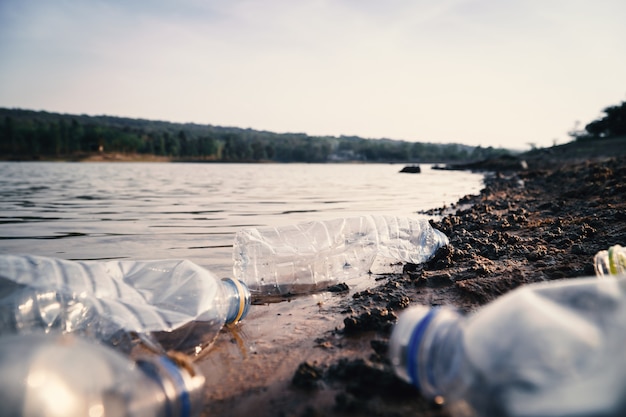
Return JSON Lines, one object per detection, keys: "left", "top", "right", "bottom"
{"left": 233, "top": 215, "right": 449, "bottom": 296}
{"left": 0, "top": 254, "right": 251, "bottom": 354}
{"left": 389, "top": 276, "right": 626, "bottom": 417}
{"left": 0, "top": 332, "right": 205, "bottom": 417}
{"left": 595, "top": 244, "right": 626, "bottom": 277}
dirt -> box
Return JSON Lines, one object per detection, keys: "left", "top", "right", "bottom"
{"left": 198, "top": 139, "right": 626, "bottom": 417}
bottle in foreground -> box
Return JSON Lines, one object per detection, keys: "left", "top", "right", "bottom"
{"left": 594, "top": 244, "right": 626, "bottom": 277}
{"left": 389, "top": 276, "right": 626, "bottom": 417}
{"left": 0, "top": 254, "right": 251, "bottom": 354}
{"left": 233, "top": 215, "right": 448, "bottom": 296}
{"left": 0, "top": 332, "right": 205, "bottom": 417}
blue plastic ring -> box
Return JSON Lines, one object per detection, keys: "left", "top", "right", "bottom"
{"left": 406, "top": 307, "right": 439, "bottom": 391}
{"left": 157, "top": 356, "right": 191, "bottom": 417}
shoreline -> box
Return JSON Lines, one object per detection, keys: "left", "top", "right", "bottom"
{"left": 0, "top": 151, "right": 503, "bottom": 165}
{"left": 199, "top": 152, "right": 626, "bottom": 416}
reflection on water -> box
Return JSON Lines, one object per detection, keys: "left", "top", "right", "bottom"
{"left": 0, "top": 161, "right": 485, "bottom": 408}
{"left": 0, "top": 162, "right": 483, "bottom": 277}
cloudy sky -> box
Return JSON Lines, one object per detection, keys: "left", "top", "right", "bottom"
{"left": 1, "top": 0, "right": 624, "bottom": 150}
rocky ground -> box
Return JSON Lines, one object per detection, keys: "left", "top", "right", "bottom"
{"left": 201, "top": 138, "right": 626, "bottom": 417}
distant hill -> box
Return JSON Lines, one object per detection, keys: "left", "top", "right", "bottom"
{"left": 440, "top": 135, "right": 626, "bottom": 173}
{"left": 0, "top": 108, "right": 513, "bottom": 163}
{"left": 523, "top": 135, "right": 626, "bottom": 166}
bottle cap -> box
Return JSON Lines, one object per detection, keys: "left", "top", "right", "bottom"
{"left": 221, "top": 277, "right": 251, "bottom": 323}
{"left": 389, "top": 305, "right": 439, "bottom": 387}
{"left": 594, "top": 244, "right": 626, "bottom": 277}
{"left": 608, "top": 245, "right": 626, "bottom": 275}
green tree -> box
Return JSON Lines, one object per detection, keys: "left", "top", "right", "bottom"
{"left": 250, "top": 141, "right": 266, "bottom": 160}
{"left": 584, "top": 101, "right": 626, "bottom": 138}
{"left": 198, "top": 136, "right": 218, "bottom": 158}
{"left": 164, "top": 132, "right": 180, "bottom": 156}
{"left": 155, "top": 134, "right": 166, "bottom": 156}
{"left": 57, "top": 119, "right": 69, "bottom": 154}
{"left": 111, "top": 132, "right": 142, "bottom": 153}
{"left": 84, "top": 124, "right": 104, "bottom": 151}
{"left": 68, "top": 119, "right": 84, "bottom": 152}
{"left": 178, "top": 130, "right": 197, "bottom": 157}
{"left": 221, "top": 134, "right": 251, "bottom": 161}
{"left": 1, "top": 116, "right": 16, "bottom": 154}
{"left": 140, "top": 135, "right": 155, "bottom": 155}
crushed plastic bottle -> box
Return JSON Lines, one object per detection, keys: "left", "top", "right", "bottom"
{"left": 0, "top": 254, "right": 251, "bottom": 354}
{"left": 389, "top": 276, "right": 626, "bottom": 417}
{"left": 594, "top": 244, "right": 626, "bottom": 277}
{"left": 0, "top": 332, "right": 205, "bottom": 417}
{"left": 233, "top": 215, "right": 448, "bottom": 296}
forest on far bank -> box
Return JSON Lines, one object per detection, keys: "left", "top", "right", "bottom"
{"left": 1, "top": 108, "right": 514, "bottom": 163}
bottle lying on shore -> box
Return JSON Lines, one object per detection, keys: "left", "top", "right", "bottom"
{"left": 594, "top": 244, "right": 626, "bottom": 277}
{"left": 389, "top": 276, "right": 626, "bottom": 417}
{"left": 233, "top": 215, "right": 449, "bottom": 297}
{"left": 0, "top": 332, "right": 205, "bottom": 417}
{"left": 0, "top": 254, "right": 251, "bottom": 354}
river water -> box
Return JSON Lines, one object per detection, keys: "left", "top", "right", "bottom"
{"left": 0, "top": 162, "right": 483, "bottom": 277}
{"left": 0, "top": 161, "right": 485, "bottom": 411}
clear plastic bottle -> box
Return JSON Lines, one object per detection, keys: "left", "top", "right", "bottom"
{"left": 0, "top": 332, "right": 205, "bottom": 417}
{"left": 594, "top": 244, "right": 626, "bottom": 277}
{"left": 389, "top": 276, "right": 626, "bottom": 417}
{"left": 0, "top": 254, "right": 251, "bottom": 354}
{"left": 233, "top": 215, "right": 448, "bottom": 296}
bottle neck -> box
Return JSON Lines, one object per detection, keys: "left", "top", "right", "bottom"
{"left": 220, "top": 278, "right": 251, "bottom": 324}
{"left": 418, "top": 308, "right": 467, "bottom": 399}
{"left": 137, "top": 354, "right": 205, "bottom": 417}
{"left": 391, "top": 306, "right": 467, "bottom": 400}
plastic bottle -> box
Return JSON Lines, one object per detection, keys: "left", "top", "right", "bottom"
{"left": 0, "top": 332, "right": 205, "bottom": 417}
{"left": 233, "top": 215, "right": 448, "bottom": 296}
{"left": 0, "top": 254, "right": 251, "bottom": 354}
{"left": 594, "top": 244, "right": 626, "bottom": 277}
{"left": 389, "top": 276, "right": 626, "bottom": 417}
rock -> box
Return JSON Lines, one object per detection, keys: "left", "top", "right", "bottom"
{"left": 292, "top": 361, "right": 324, "bottom": 390}
{"left": 399, "top": 165, "right": 421, "bottom": 173}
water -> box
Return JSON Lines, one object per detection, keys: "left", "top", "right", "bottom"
{"left": 0, "top": 162, "right": 483, "bottom": 278}
{"left": 0, "top": 161, "right": 485, "bottom": 411}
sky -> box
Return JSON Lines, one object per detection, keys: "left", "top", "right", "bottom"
{"left": 1, "top": 0, "right": 625, "bottom": 150}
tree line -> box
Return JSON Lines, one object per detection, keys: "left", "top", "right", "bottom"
{"left": 0, "top": 108, "right": 511, "bottom": 163}
{"left": 569, "top": 100, "right": 626, "bottom": 141}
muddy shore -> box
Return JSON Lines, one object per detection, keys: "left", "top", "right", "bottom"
{"left": 198, "top": 139, "right": 626, "bottom": 417}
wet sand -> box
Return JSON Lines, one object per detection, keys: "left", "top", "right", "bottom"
{"left": 198, "top": 139, "right": 626, "bottom": 417}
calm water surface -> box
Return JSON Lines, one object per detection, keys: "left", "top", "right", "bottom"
{"left": 0, "top": 161, "right": 486, "bottom": 409}
{"left": 0, "top": 162, "right": 484, "bottom": 276}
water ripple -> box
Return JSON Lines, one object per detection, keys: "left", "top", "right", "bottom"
{"left": 0, "top": 162, "right": 484, "bottom": 276}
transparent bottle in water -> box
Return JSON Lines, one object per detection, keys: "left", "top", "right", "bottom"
{"left": 233, "top": 215, "right": 449, "bottom": 296}
{"left": 0, "top": 254, "right": 251, "bottom": 354}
